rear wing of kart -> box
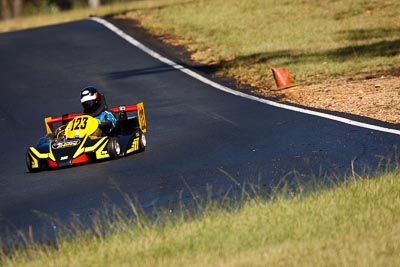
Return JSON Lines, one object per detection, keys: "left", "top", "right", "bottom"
{"left": 44, "top": 102, "right": 147, "bottom": 134}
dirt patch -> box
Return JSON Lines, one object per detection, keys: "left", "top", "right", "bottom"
{"left": 255, "top": 76, "right": 400, "bottom": 124}
{"left": 109, "top": 17, "right": 400, "bottom": 125}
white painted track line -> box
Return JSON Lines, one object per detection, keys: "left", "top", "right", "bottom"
{"left": 91, "top": 17, "right": 400, "bottom": 136}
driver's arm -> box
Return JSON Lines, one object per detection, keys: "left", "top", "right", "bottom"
{"left": 98, "top": 111, "right": 117, "bottom": 133}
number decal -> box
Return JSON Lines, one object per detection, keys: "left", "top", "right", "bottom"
{"left": 126, "top": 137, "right": 139, "bottom": 154}
{"left": 71, "top": 118, "right": 79, "bottom": 130}
{"left": 81, "top": 117, "right": 88, "bottom": 129}
{"left": 132, "top": 138, "right": 139, "bottom": 151}
{"left": 65, "top": 115, "right": 98, "bottom": 139}
{"left": 72, "top": 117, "right": 88, "bottom": 130}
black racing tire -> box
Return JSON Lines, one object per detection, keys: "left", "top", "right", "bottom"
{"left": 139, "top": 134, "right": 146, "bottom": 152}
{"left": 107, "top": 137, "right": 121, "bottom": 160}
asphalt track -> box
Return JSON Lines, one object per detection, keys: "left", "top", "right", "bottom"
{"left": 1, "top": 19, "right": 400, "bottom": 244}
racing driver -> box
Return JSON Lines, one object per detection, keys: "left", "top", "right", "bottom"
{"left": 80, "top": 86, "right": 117, "bottom": 136}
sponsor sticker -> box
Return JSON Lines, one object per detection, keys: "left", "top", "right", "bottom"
{"left": 52, "top": 139, "right": 81, "bottom": 149}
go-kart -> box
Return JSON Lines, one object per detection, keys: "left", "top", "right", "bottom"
{"left": 26, "top": 102, "right": 147, "bottom": 172}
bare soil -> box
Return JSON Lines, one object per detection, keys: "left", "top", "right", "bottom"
{"left": 255, "top": 75, "right": 400, "bottom": 124}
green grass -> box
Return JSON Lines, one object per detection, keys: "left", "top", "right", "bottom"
{"left": 1, "top": 169, "right": 400, "bottom": 267}
{"left": 120, "top": 0, "right": 400, "bottom": 86}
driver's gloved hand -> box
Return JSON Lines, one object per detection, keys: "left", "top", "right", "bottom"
{"left": 99, "top": 118, "right": 113, "bottom": 134}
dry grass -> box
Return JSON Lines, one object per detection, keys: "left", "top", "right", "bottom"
{"left": 2, "top": 170, "right": 400, "bottom": 267}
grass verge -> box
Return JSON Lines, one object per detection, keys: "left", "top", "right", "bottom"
{"left": 1, "top": 169, "right": 400, "bottom": 267}
{"left": 118, "top": 0, "right": 400, "bottom": 87}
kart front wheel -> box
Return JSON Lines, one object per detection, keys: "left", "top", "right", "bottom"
{"left": 107, "top": 137, "right": 120, "bottom": 160}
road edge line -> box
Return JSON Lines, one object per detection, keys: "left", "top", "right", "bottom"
{"left": 90, "top": 17, "right": 400, "bottom": 136}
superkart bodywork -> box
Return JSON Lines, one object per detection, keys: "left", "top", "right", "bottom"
{"left": 26, "top": 102, "right": 147, "bottom": 172}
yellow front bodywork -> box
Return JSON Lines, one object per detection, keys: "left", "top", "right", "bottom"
{"left": 65, "top": 115, "right": 99, "bottom": 139}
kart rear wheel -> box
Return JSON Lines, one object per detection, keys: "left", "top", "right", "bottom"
{"left": 139, "top": 134, "right": 146, "bottom": 152}
{"left": 107, "top": 137, "right": 120, "bottom": 160}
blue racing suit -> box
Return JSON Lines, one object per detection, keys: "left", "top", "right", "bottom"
{"left": 95, "top": 110, "right": 117, "bottom": 135}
